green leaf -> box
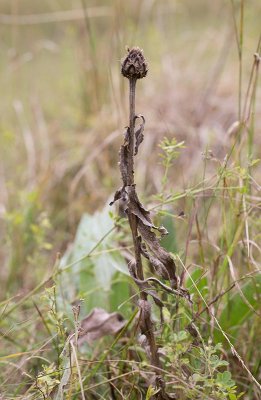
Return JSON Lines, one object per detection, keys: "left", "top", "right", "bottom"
{"left": 216, "top": 371, "right": 235, "bottom": 388}
{"left": 192, "top": 373, "right": 205, "bottom": 382}
{"left": 209, "top": 354, "right": 228, "bottom": 369}
{"left": 175, "top": 330, "right": 188, "bottom": 342}
{"left": 146, "top": 385, "right": 160, "bottom": 399}
{"left": 56, "top": 205, "right": 129, "bottom": 316}
{"left": 110, "top": 274, "right": 131, "bottom": 316}
{"left": 160, "top": 214, "right": 177, "bottom": 253}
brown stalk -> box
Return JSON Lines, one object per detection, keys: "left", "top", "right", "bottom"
{"left": 124, "top": 48, "right": 161, "bottom": 382}
{"left": 127, "top": 77, "right": 143, "bottom": 281}
{"left": 110, "top": 47, "right": 182, "bottom": 399}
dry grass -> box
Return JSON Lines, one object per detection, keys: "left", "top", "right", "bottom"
{"left": 0, "top": 0, "right": 260, "bottom": 398}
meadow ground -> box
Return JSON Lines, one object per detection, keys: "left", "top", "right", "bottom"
{"left": 0, "top": 1, "right": 260, "bottom": 399}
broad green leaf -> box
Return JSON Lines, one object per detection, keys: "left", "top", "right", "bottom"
{"left": 216, "top": 371, "right": 235, "bottom": 388}
{"left": 160, "top": 214, "right": 177, "bottom": 253}
{"left": 173, "top": 330, "right": 188, "bottom": 342}
{"left": 214, "top": 273, "right": 261, "bottom": 343}
{"left": 56, "top": 205, "right": 129, "bottom": 317}
{"left": 109, "top": 274, "right": 131, "bottom": 316}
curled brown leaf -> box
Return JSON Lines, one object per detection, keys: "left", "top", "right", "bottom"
{"left": 77, "top": 308, "right": 125, "bottom": 345}
{"left": 134, "top": 114, "right": 145, "bottom": 156}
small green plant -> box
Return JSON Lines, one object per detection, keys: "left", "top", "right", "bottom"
{"left": 4, "top": 190, "right": 52, "bottom": 292}
{"left": 35, "top": 363, "right": 60, "bottom": 398}
{"left": 160, "top": 319, "right": 243, "bottom": 400}
{"left": 159, "top": 137, "right": 185, "bottom": 188}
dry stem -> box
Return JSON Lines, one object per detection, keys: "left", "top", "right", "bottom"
{"left": 111, "top": 47, "right": 178, "bottom": 400}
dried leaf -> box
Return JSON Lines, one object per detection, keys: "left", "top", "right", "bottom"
{"left": 186, "top": 322, "right": 199, "bottom": 339}
{"left": 137, "top": 220, "right": 178, "bottom": 288}
{"left": 120, "top": 183, "right": 178, "bottom": 288}
{"left": 158, "top": 226, "right": 169, "bottom": 236}
{"left": 127, "top": 186, "right": 156, "bottom": 228}
{"left": 123, "top": 126, "right": 131, "bottom": 144}
{"left": 128, "top": 260, "right": 164, "bottom": 308}
{"left": 120, "top": 144, "right": 129, "bottom": 186}
{"left": 140, "top": 242, "right": 170, "bottom": 280}
{"left": 109, "top": 188, "right": 124, "bottom": 206}
{"left": 138, "top": 299, "right": 152, "bottom": 336}
{"left": 77, "top": 308, "right": 125, "bottom": 345}
{"left": 138, "top": 333, "right": 151, "bottom": 358}
{"left": 134, "top": 114, "right": 145, "bottom": 155}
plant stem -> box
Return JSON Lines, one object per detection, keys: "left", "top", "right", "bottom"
{"left": 116, "top": 48, "right": 178, "bottom": 398}
{"left": 126, "top": 76, "right": 162, "bottom": 383}
{"left": 127, "top": 78, "right": 145, "bottom": 282}
{"left": 128, "top": 77, "right": 136, "bottom": 179}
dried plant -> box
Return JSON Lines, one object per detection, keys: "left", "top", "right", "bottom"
{"left": 111, "top": 47, "right": 191, "bottom": 399}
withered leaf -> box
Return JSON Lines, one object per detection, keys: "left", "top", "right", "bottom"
{"left": 137, "top": 220, "right": 178, "bottom": 288}
{"left": 77, "top": 308, "right": 125, "bottom": 345}
{"left": 134, "top": 114, "right": 145, "bottom": 155}
{"left": 122, "top": 184, "right": 179, "bottom": 289}
{"left": 120, "top": 144, "right": 129, "bottom": 186}
{"left": 109, "top": 188, "right": 124, "bottom": 206}
{"left": 126, "top": 186, "right": 155, "bottom": 228}
{"left": 140, "top": 242, "right": 170, "bottom": 280}
{"left": 138, "top": 333, "right": 150, "bottom": 358}
{"left": 158, "top": 225, "right": 169, "bottom": 236}
{"left": 186, "top": 322, "right": 199, "bottom": 339}
{"left": 123, "top": 126, "right": 130, "bottom": 144}
{"left": 128, "top": 261, "right": 164, "bottom": 308}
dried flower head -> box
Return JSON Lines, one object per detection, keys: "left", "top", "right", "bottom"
{"left": 121, "top": 47, "right": 148, "bottom": 80}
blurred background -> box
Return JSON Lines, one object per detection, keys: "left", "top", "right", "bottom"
{"left": 1, "top": 0, "right": 260, "bottom": 288}
{"left": 0, "top": 1, "right": 260, "bottom": 398}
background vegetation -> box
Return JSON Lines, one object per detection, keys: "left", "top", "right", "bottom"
{"left": 0, "top": 0, "right": 260, "bottom": 399}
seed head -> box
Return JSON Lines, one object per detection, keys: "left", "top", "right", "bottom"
{"left": 121, "top": 47, "right": 148, "bottom": 80}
